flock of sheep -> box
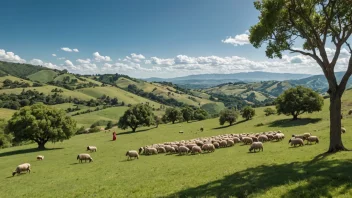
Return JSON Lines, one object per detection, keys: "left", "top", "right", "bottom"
{"left": 124, "top": 130, "right": 322, "bottom": 160}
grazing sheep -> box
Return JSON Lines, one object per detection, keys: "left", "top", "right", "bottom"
{"left": 249, "top": 142, "right": 263, "bottom": 153}
{"left": 169, "top": 147, "right": 176, "bottom": 153}
{"left": 157, "top": 147, "right": 166, "bottom": 153}
{"left": 195, "top": 141, "right": 204, "bottom": 147}
{"left": 251, "top": 136, "right": 258, "bottom": 142}
{"left": 207, "top": 144, "right": 216, "bottom": 152}
{"left": 306, "top": 136, "right": 319, "bottom": 144}
{"left": 303, "top": 133, "right": 311, "bottom": 139}
{"left": 213, "top": 142, "right": 220, "bottom": 148}
{"left": 77, "top": 154, "right": 93, "bottom": 163}
{"left": 272, "top": 134, "right": 283, "bottom": 141}
{"left": 186, "top": 144, "right": 197, "bottom": 150}
{"left": 178, "top": 146, "right": 190, "bottom": 155}
{"left": 164, "top": 145, "right": 173, "bottom": 153}
{"left": 266, "top": 134, "right": 274, "bottom": 140}
{"left": 288, "top": 138, "right": 304, "bottom": 147}
{"left": 146, "top": 148, "right": 158, "bottom": 155}
{"left": 341, "top": 127, "right": 346, "bottom": 134}
{"left": 138, "top": 147, "right": 144, "bottom": 154}
{"left": 219, "top": 140, "right": 227, "bottom": 148}
{"left": 87, "top": 146, "right": 97, "bottom": 152}
{"left": 227, "top": 140, "right": 235, "bottom": 147}
{"left": 292, "top": 134, "right": 306, "bottom": 140}
{"left": 242, "top": 137, "right": 253, "bottom": 145}
{"left": 258, "top": 135, "right": 268, "bottom": 142}
{"left": 126, "top": 150, "right": 139, "bottom": 160}
{"left": 233, "top": 137, "right": 241, "bottom": 143}
{"left": 200, "top": 127, "right": 204, "bottom": 132}
{"left": 171, "top": 145, "right": 179, "bottom": 152}
{"left": 191, "top": 146, "right": 202, "bottom": 154}
{"left": 37, "top": 155, "right": 44, "bottom": 160}
{"left": 12, "top": 163, "right": 31, "bottom": 176}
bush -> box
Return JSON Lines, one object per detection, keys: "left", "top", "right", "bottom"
{"left": 241, "top": 106, "right": 255, "bottom": 120}
{"left": 264, "top": 107, "right": 276, "bottom": 116}
{"left": 76, "top": 126, "right": 86, "bottom": 135}
{"left": 89, "top": 126, "right": 101, "bottom": 133}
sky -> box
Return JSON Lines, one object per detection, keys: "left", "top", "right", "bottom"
{"left": 0, "top": 0, "right": 350, "bottom": 78}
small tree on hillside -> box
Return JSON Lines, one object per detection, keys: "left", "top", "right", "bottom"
{"left": 7, "top": 103, "right": 77, "bottom": 149}
{"left": 163, "top": 107, "right": 182, "bottom": 124}
{"left": 219, "top": 109, "right": 239, "bottom": 126}
{"left": 264, "top": 107, "right": 276, "bottom": 116}
{"left": 181, "top": 107, "right": 194, "bottom": 123}
{"left": 276, "top": 86, "right": 324, "bottom": 120}
{"left": 193, "top": 108, "right": 208, "bottom": 121}
{"left": 117, "top": 104, "right": 155, "bottom": 132}
{"left": 242, "top": 106, "right": 255, "bottom": 120}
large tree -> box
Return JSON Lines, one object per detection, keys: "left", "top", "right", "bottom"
{"left": 181, "top": 107, "right": 194, "bottom": 123}
{"left": 7, "top": 103, "right": 77, "bottom": 149}
{"left": 117, "top": 104, "right": 155, "bottom": 132}
{"left": 249, "top": 0, "right": 352, "bottom": 152}
{"left": 219, "top": 109, "right": 239, "bottom": 126}
{"left": 241, "top": 106, "right": 256, "bottom": 120}
{"left": 163, "top": 107, "right": 182, "bottom": 124}
{"left": 276, "top": 86, "right": 324, "bottom": 120}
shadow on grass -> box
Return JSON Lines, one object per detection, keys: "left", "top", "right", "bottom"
{"left": 117, "top": 128, "right": 152, "bottom": 136}
{"left": 166, "top": 158, "right": 352, "bottom": 198}
{"left": 0, "top": 147, "right": 63, "bottom": 158}
{"left": 212, "top": 120, "right": 247, "bottom": 130}
{"left": 268, "top": 118, "right": 322, "bottom": 128}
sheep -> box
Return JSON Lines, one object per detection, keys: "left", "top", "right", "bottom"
{"left": 138, "top": 147, "right": 144, "bottom": 154}
{"left": 178, "top": 146, "right": 190, "bottom": 155}
{"left": 251, "top": 136, "right": 258, "bottom": 142}
{"left": 186, "top": 144, "right": 197, "bottom": 150}
{"left": 86, "top": 146, "right": 97, "bottom": 152}
{"left": 171, "top": 145, "right": 179, "bottom": 152}
{"left": 288, "top": 138, "right": 304, "bottom": 147}
{"left": 258, "top": 135, "right": 268, "bottom": 143}
{"left": 272, "top": 134, "right": 283, "bottom": 141}
{"left": 227, "top": 140, "right": 235, "bottom": 147}
{"left": 303, "top": 133, "right": 311, "bottom": 139}
{"left": 126, "top": 150, "right": 139, "bottom": 160}
{"left": 349, "top": 109, "right": 352, "bottom": 115}
{"left": 292, "top": 134, "right": 306, "bottom": 140}
{"left": 249, "top": 142, "right": 263, "bottom": 153}
{"left": 213, "top": 142, "right": 220, "bottom": 148}
{"left": 341, "top": 127, "right": 346, "bottom": 134}
{"left": 306, "top": 136, "right": 319, "bottom": 144}
{"left": 37, "top": 155, "right": 44, "bottom": 160}
{"left": 266, "top": 134, "right": 274, "bottom": 140}
{"left": 157, "top": 147, "right": 166, "bottom": 153}
{"left": 242, "top": 137, "right": 253, "bottom": 145}
{"left": 169, "top": 147, "right": 176, "bottom": 153}
{"left": 191, "top": 146, "right": 202, "bottom": 154}
{"left": 145, "top": 148, "right": 158, "bottom": 155}
{"left": 195, "top": 141, "right": 204, "bottom": 147}
{"left": 200, "top": 127, "right": 204, "bottom": 132}
{"left": 12, "top": 163, "right": 31, "bottom": 176}
{"left": 77, "top": 154, "right": 93, "bottom": 163}
{"left": 219, "top": 140, "right": 227, "bottom": 148}
{"left": 164, "top": 145, "right": 173, "bottom": 153}
{"left": 233, "top": 137, "right": 241, "bottom": 143}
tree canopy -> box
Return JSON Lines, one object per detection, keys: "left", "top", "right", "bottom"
{"left": 264, "top": 107, "right": 276, "bottom": 116}
{"left": 117, "top": 104, "right": 155, "bottom": 132}
{"left": 7, "top": 103, "right": 77, "bottom": 149}
{"left": 219, "top": 109, "right": 239, "bottom": 126}
{"left": 241, "top": 106, "right": 256, "bottom": 120}
{"left": 276, "top": 86, "right": 324, "bottom": 120}
{"left": 249, "top": 0, "right": 352, "bottom": 152}
{"left": 181, "top": 107, "right": 194, "bottom": 123}
{"left": 163, "top": 108, "right": 182, "bottom": 124}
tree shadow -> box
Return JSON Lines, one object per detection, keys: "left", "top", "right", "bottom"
{"left": 117, "top": 128, "right": 152, "bottom": 136}
{"left": 268, "top": 118, "right": 322, "bottom": 128}
{"left": 166, "top": 159, "right": 352, "bottom": 198}
{"left": 212, "top": 120, "right": 247, "bottom": 130}
{"left": 0, "top": 147, "right": 63, "bottom": 158}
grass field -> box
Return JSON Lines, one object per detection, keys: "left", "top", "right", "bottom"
{"left": 27, "top": 70, "right": 58, "bottom": 83}
{"left": 0, "top": 108, "right": 16, "bottom": 120}
{"left": 1, "top": 91, "right": 352, "bottom": 197}
{"left": 0, "top": 75, "right": 33, "bottom": 87}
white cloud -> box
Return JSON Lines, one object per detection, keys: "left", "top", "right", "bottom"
{"left": 29, "top": 59, "right": 44, "bottom": 65}
{"left": 0, "top": 49, "right": 26, "bottom": 63}
{"left": 58, "top": 57, "right": 66, "bottom": 60}
{"left": 222, "top": 31, "right": 250, "bottom": 46}
{"left": 131, "top": 53, "right": 145, "bottom": 60}
{"left": 29, "top": 58, "right": 59, "bottom": 69}
{"left": 149, "top": 57, "right": 175, "bottom": 66}
{"left": 61, "top": 47, "right": 79, "bottom": 52}
{"left": 52, "top": 54, "right": 57, "bottom": 57}
{"left": 76, "top": 58, "right": 91, "bottom": 64}
{"left": 93, "top": 52, "right": 111, "bottom": 62}
{"left": 64, "top": 60, "right": 74, "bottom": 67}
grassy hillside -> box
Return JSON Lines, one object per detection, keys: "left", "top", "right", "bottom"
{"left": 0, "top": 75, "right": 33, "bottom": 87}
{"left": 27, "top": 70, "right": 58, "bottom": 83}
{"left": 1, "top": 91, "right": 352, "bottom": 197}
{"left": 0, "top": 108, "right": 16, "bottom": 120}
{"left": 0, "top": 61, "right": 45, "bottom": 78}
{"left": 0, "top": 85, "right": 95, "bottom": 100}
{"left": 117, "top": 77, "right": 216, "bottom": 107}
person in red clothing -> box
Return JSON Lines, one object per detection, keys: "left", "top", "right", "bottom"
{"left": 112, "top": 131, "right": 116, "bottom": 141}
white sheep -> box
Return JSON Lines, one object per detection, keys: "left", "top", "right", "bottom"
{"left": 288, "top": 138, "right": 304, "bottom": 147}
{"left": 191, "top": 146, "right": 202, "bottom": 154}
{"left": 12, "top": 163, "right": 31, "bottom": 176}
{"left": 157, "top": 147, "right": 166, "bottom": 153}
{"left": 219, "top": 140, "right": 227, "bottom": 148}
{"left": 178, "top": 146, "right": 190, "bottom": 155}
{"left": 126, "top": 150, "right": 139, "bottom": 160}
{"left": 37, "top": 155, "right": 44, "bottom": 160}
{"left": 86, "top": 146, "right": 97, "bottom": 152}
{"left": 138, "top": 147, "right": 145, "bottom": 154}
{"left": 232, "top": 137, "right": 241, "bottom": 143}
{"left": 341, "top": 127, "right": 346, "bottom": 134}
{"left": 258, "top": 135, "right": 268, "bottom": 142}
{"left": 146, "top": 148, "right": 158, "bottom": 155}
{"left": 242, "top": 137, "right": 253, "bottom": 145}
{"left": 77, "top": 153, "right": 93, "bottom": 163}
{"left": 303, "top": 133, "right": 311, "bottom": 139}
{"left": 227, "top": 140, "right": 235, "bottom": 147}
{"left": 306, "top": 136, "right": 319, "bottom": 144}
{"left": 249, "top": 142, "right": 263, "bottom": 152}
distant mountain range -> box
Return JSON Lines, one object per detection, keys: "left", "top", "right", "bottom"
{"left": 144, "top": 72, "right": 312, "bottom": 88}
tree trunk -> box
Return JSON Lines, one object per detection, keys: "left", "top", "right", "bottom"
{"left": 328, "top": 92, "right": 348, "bottom": 152}
{"left": 132, "top": 127, "right": 137, "bottom": 132}
{"left": 37, "top": 142, "right": 46, "bottom": 150}
{"left": 172, "top": 120, "right": 175, "bottom": 124}
{"left": 292, "top": 114, "right": 298, "bottom": 120}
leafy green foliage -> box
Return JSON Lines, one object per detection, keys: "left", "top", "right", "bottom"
{"left": 1, "top": 79, "right": 31, "bottom": 89}
{"left": 276, "top": 86, "right": 324, "bottom": 120}
{"left": 181, "top": 107, "right": 194, "bottom": 123}
{"left": 219, "top": 109, "right": 239, "bottom": 126}
{"left": 193, "top": 108, "right": 208, "bottom": 121}
{"left": 163, "top": 107, "right": 182, "bottom": 124}
{"left": 117, "top": 104, "right": 155, "bottom": 132}
{"left": 241, "top": 106, "right": 255, "bottom": 120}
{"left": 105, "top": 121, "right": 113, "bottom": 130}
{"left": 7, "top": 103, "right": 77, "bottom": 149}
{"left": 264, "top": 107, "right": 276, "bottom": 116}
{"left": 0, "top": 119, "right": 13, "bottom": 148}
{"left": 0, "top": 61, "right": 45, "bottom": 78}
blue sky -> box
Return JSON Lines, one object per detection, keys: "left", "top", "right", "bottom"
{"left": 0, "top": 0, "right": 348, "bottom": 78}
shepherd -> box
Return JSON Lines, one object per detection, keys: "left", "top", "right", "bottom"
{"left": 112, "top": 131, "right": 116, "bottom": 141}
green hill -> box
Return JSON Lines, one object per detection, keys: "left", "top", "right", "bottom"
{"left": 28, "top": 70, "right": 59, "bottom": 83}
{"left": 1, "top": 90, "right": 352, "bottom": 197}
{"left": 0, "top": 61, "right": 46, "bottom": 78}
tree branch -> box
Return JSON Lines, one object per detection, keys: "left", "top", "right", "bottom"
{"left": 339, "top": 55, "right": 352, "bottom": 95}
